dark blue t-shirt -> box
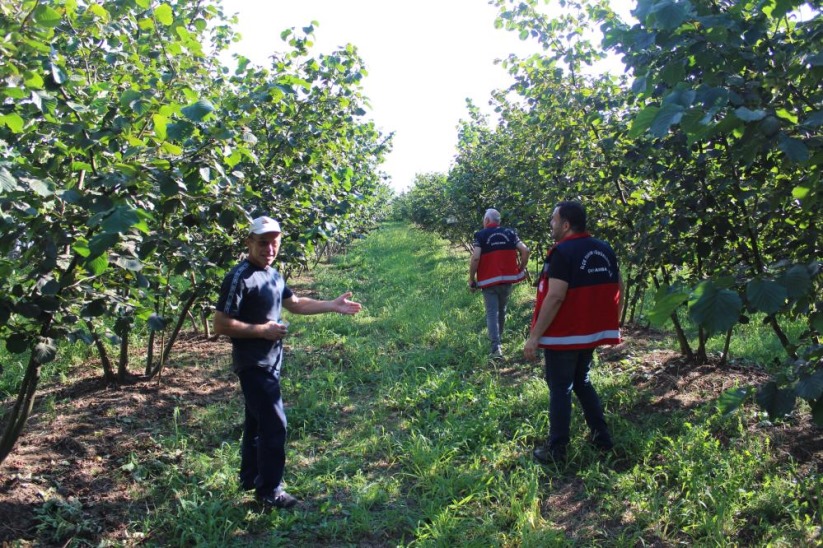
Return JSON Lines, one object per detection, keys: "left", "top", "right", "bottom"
{"left": 215, "top": 259, "right": 293, "bottom": 375}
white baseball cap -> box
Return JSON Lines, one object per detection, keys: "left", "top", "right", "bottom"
{"left": 249, "top": 216, "right": 282, "bottom": 235}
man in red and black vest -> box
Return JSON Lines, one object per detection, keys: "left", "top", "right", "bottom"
{"left": 524, "top": 201, "right": 623, "bottom": 463}
{"left": 469, "top": 208, "right": 530, "bottom": 360}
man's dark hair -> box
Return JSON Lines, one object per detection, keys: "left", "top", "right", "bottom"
{"left": 555, "top": 200, "right": 587, "bottom": 233}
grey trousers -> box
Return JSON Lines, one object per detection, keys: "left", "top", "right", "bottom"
{"left": 482, "top": 284, "right": 513, "bottom": 351}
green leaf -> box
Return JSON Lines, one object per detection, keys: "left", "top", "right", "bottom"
{"left": 650, "top": 102, "right": 684, "bottom": 137}
{"left": 811, "top": 311, "right": 823, "bottom": 334}
{"left": 148, "top": 313, "right": 168, "bottom": 331}
{"left": 795, "top": 370, "right": 823, "bottom": 401}
{"left": 160, "top": 142, "right": 183, "bottom": 155}
{"left": 88, "top": 3, "right": 110, "bottom": 20}
{"left": 154, "top": 4, "right": 174, "bottom": 26}
{"left": 6, "top": 334, "right": 29, "bottom": 354}
{"left": 812, "top": 398, "right": 823, "bottom": 427}
{"left": 40, "top": 279, "right": 60, "bottom": 296}
{"left": 84, "top": 254, "right": 109, "bottom": 276}
{"left": 803, "top": 110, "right": 823, "bottom": 128}
{"left": 0, "top": 113, "right": 25, "bottom": 133}
{"left": 101, "top": 206, "right": 140, "bottom": 234}
{"left": 756, "top": 382, "right": 796, "bottom": 420}
{"left": 792, "top": 186, "right": 810, "bottom": 199}
{"left": 688, "top": 281, "right": 742, "bottom": 335}
{"left": 0, "top": 167, "right": 20, "bottom": 192}
{"left": 746, "top": 279, "right": 787, "bottom": 314}
{"left": 778, "top": 135, "right": 809, "bottom": 163}
{"left": 648, "top": 284, "right": 689, "bottom": 327}
{"left": 15, "top": 302, "right": 42, "bottom": 319}
{"left": 651, "top": 0, "right": 692, "bottom": 30}
{"left": 167, "top": 121, "right": 195, "bottom": 141}
{"left": 50, "top": 63, "right": 68, "bottom": 85}
{"left": 159, "top": 177, "right": 185, "bottom": 197}
{"left": 87, "top": 232, "right": 118, "bottom": 258}
{"left": 114, "top": 257, "right": 143, "bottom": 271}
{"left": 153, "top": 114, "right": 168, "bottom": 140}
{"left": 24, "top": 72, "right": 45, "bottom": 89}
{"left": 779, "top": 265, "right": 811, "bottom": 299}
{"left": 718, "top": 387, "right": 751, "bottom": 416}
{"left": 181, "top": 99, "right": 214, "bottom": 122}
{"left": 81, "top": 299, "right": 107, "bottom": 318}
{"left": 763, "top": 0, "right": 794, "bottom": 19}
{"left": 629, "top": 105, "right": 659, "bottom": 138}
{"left": 733, "top": 107, "right": 766, "bottom": 122}
{"left": 34, "top": 5, "right": 62, "bottom": 27}
{"left": 23, "top": 176, "right": 54, "bottom": 197}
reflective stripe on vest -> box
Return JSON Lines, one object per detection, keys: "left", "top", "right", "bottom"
{"left": 538, "top": 329, "right": 621, "bottom": 347}
{"left": 476, "top": 270, "right": 526, "bottom": 287}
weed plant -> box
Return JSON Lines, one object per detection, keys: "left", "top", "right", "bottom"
{"left": 25, "top": 222, "right": 822, "bottom": 546}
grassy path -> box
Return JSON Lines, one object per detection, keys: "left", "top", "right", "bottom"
{"left": 46, "top": 222, "right": 816, "bottom": 546}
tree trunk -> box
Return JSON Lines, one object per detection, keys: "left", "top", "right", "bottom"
{"left": 145, "top": 330, "right": 155, "bottom": 376}
{"left": 149, "top": 289, "right": 199, "bottom": 379}
{"left": 696, "top": 327, "right": 708, "bottom": 363}
{"left": 201, "top": 308, "right": 212, "bottom": 339}
{"left": 720, "top": 327, "right": 733, "bottom": 366}
{"left": 0, "top": 353, "right": 42, "bottom": 467}
{"left": 629, "top": 284, "right": 644, "bottom": 324}
{"left": 768, "top": 315, "right": 797, "bottom": 360}
{"left": 86, "top": 319, "right": 116, "bottom": 383}
{"left": 654, "top": 270, "right": 694, "bottom": 361}
{"left": 627, "top": 266, "right": 646, "bottom": 324}
{"left": 117, "top": 325, "right": 130, "bottom": 383}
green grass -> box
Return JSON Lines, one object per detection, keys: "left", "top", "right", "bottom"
{"left": 19, "top": 222, "right": 823, "bottom": 545}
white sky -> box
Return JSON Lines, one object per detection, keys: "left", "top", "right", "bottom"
{"left": 219, "top": 0, "right": 634, "bottom": 192}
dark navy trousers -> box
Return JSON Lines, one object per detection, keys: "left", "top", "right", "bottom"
{"left": 237, "top": 366, "right": 287, "bottom": 496}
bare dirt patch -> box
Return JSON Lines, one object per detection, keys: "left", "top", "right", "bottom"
{"left": 0, "top": 333, "right": 237, "bottom": 544}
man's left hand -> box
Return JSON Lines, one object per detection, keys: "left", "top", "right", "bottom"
{"left": 524, "top": 336, "right": 540, "bottom": 361}
{"left": 332, "top": 292, "right": 362, "bottom": 315}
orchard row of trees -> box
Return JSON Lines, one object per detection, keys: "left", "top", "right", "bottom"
{"left": 395, "top": 0, "right": 821, "bottom": 421}
{"left": 0, "top": 0, "right": 391, "bottom": 465}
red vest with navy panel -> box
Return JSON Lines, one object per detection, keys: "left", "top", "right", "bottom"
{"left": 532, "top": 232, "right": 621, "bottom": 349}
{"left": 473, "top": 225, "right": 526, "bottom": 288}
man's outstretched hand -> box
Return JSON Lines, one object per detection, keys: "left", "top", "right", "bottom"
{"left": 332, "top": 292, "right": 362, "bottom": 315}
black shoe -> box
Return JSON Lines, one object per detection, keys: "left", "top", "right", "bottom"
{"left": 590, "top": 431, "right": 614, "bottom": 452}
{"left": 533, "top": 444, "right": 566, "bottom": 464}
{"left": 257, "top": 489, "right": 298, "bottom": 509}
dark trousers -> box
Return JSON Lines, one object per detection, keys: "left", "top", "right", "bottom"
{"left": 543, "top": 348, "right": 610, "bottom": 448}
{"left": 237, "top": 367, "right": 287, "bottom": 496}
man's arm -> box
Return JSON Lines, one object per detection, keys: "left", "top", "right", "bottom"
{"left": 618, "top": 273, "right": 625, "bottom": 325}
{"left": 516, "top": 241, "right": 530, "bottom": 271}
{"left": 468, "top": 247, "right": 481, "bottom": 289}
{"left": 213, "top": 311, "right": 287, "bottom": 341}
{"left": 282, "top": 291, "right": 362, "bottom": 315}
{"left": 523, "top": 278, "right": 568, "bottom": 361}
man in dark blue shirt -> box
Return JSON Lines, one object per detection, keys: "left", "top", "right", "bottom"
{"left": 214, "top": 216, "right": 362, "bottom": 509}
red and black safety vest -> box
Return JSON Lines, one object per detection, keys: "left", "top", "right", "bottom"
{"left": 473, "top": 225, "right": 526, "bottom": 288}
{"left": 532, "top": 233, "right": 621, "bottom": 349}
